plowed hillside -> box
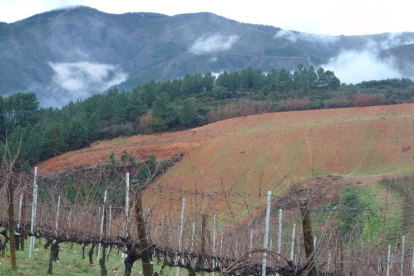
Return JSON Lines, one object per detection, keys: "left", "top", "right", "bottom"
{"left": 141, "top": 104, "right": 414, "bottom": 221}
{"left": 39, "top": 103, "right": 414, "bottom": 223}
{"left": 40, "top": 104, "right": 414, "bottom": 176}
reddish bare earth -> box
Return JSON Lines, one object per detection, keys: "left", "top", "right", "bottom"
{"left": 39, "top": 104, "right": 414, "bottom": 222}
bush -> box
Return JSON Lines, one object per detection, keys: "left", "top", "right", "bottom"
{"left": 222, "top": 103, "right": 239, "bottom": 119}
{"left": 207, "top": 109, "right": 220, "bottom": 123}
{"left": 339, "top": 186, "right": 365, "bottom": 240}
{"left": 277, "top": 98, "right": 311, "bottom": 111}
{"left": 139, "top": 112, "right": 153, "bottom": 128}
{"left": 351, "top": 93, "right": 384, "bottom": 107}
{"left": 324, "top": 96, "right": 351, "bottom": 109}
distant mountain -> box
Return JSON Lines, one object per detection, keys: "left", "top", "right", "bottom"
{"left": 382, "top": 43, "right": 414, "bottom": 74}
{"left": 1, "top": 6, "right": 414, "bottom": 106}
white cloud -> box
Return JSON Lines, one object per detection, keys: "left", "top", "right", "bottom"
{"left": 189, "top": 34, "right": 239, "bottom": 55}
{"left": 48, "top": 61, "right": 127, "bottom": 99}
{"left": 379, "top": 33, "right": 414, "bottom": 50}
{"left": 274, "top": 29, "right": 339, "bottom": 45}
{"left": 322, "top": 49, "right": 403, "bottom": 84}
{"left": 300, "top": 33, "right": 339, "bottom": 45}
{"left": 211, "top": 71, "right": 223, "bottom": 78}
{"left": 274, "top": 29, "right": 297, "bottom": 43}
{"left": 321, "top": 35, "right": 414, "bottom": 84}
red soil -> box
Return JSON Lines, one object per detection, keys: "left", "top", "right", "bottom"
{"left": 38, "top": 104, "right": 414, "bottom": 221}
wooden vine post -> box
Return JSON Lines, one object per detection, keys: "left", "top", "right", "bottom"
{"left": 198, "top": 214, "right": 207, "bottom": 276}
{"left": 98, "top": 191, "right": 108, "bottom": 276}
{"left": 8, "top": 178, "right": 17, "bottom": 270}
{"left": 134, "top": 187, "right": 153, "bottom": 276}
{"left": 299, "top": 198, "right": 318, "bottom": 276}
{"left": 20, "top": 194, "right": 26, "bottom": 250}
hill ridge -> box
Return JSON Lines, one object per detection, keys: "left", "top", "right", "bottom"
{"left": 2, "top": 6, "right": 414, "bottom": 106}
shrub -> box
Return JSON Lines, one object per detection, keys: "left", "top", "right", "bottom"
{"left": 324, "top": 96, "right": 351, "bottom": 108}
{"left": 278, "top": 98, "right": 311, "bottom": 111}
{"left": 351, "top": 93, "right": 384, "bottom": 107}
{"left": 207, "top": 109, "right": 220, "bottom": 123}
{"left": 139, "top": 112, "right": 153, "bottom": 128}
{"left": 222, "top": 103, "right": 239, "bottom": 119}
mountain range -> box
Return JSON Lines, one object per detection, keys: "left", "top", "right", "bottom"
{"left": 1, "top": 6, "right": 414, "bottom": 106}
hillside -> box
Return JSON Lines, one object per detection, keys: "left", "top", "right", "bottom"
{"left": 39, "top": 103, "right": 414, "bottom": 176}
{"left": 383, "top": 43, "right": 414, "bottom": 74}
{"left": 2, "top": 6, "right": 414, "bottom": 106}
{"left": 36, "top": 104, "right": 414, "bottom": 226}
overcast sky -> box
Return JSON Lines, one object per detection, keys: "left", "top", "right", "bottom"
{"left": 1, "top": 0, "right": 414, "bottom": 36}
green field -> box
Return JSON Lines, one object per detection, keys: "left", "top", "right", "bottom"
{"left": 0, "top": 241, "right": 182, "bottom": 276}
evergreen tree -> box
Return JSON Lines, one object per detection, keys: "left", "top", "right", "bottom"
{"left": 67, "top": 118, "right": 87, "bottom": 149}
{"left": 266, "top": 68, "right": 279, "bottom": 88}
{"left": 253, "top": 68, "right": 264, "bottom": 89}
{"left": 142, "top": 80, "right": 158, "bottom": 107}
{"left": 316, "top": 67, "right": 327, "bottom": 89}
{"left": 42, "top": 123, "right": 65, "bottom": 158}
{"left": 2, "top": 92, "right": 39, "bottom": 131}
{"left": 241, "top": 67, "right": 254, "bottom": 90}
{"left": 112, "top": 93, "right": 128, "bottom": 123}
{"left": 24, "top": 125, "right": 43, "bottom": 164}
{"left": 325, "top": 70, "right": 341, "bottom": 90}
{"left": 137, "top": 155, "right": 157, "bottom": 185}
{"left": 87, "top": 113, "right": 100, "bottom": 141}
{"left": 150, "top": 117, "right": 168, "bottom": 131}
{"left": 304, "top": 65, "right": 318, "bottom": 91}
{"left": 127, "top": 88, "right": 147, "bottom": 121}
{"left": 151, "top": 92, "right": 175, "bottom": 131}
{"left": 97, "top": 95, "right": 113, "bottom": 121}
{"left": 293, "top": 64, "right": 306, "bottom": 90}
{"left": 278, "top": 68, "right": 294, "bottom": 92}
{"left": 216, "top": 71, "right": 231, "bottom": 90}
{"left": 180, "top": 74, "right": 195, "bottom": 96}
{"left": 203, "top": 72, "right": 215, "bottom": 91}
{"left": 179, "top": 100, "right": 196, "bottom": 127}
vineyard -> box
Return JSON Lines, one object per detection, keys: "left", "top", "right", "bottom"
{"left": 1, "top": 152, "right": 414, "bottom": 276}
{"left": 2, "top": 104, "right": 414, "bottom": 275}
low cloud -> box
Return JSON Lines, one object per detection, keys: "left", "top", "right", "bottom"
{"left": 322, "top": 49, "right": 403, "bottom": 84}
{"left": 189, "top": 34, "right": 239, "bottom": 55}
{"left": 379, "top": 32, "right": 414, "bottom": 50}
{"left": 321, "top": 33, "right": 414, "bottom": 84}
{"left": 210, "top": 71, "right": 224, "bottom": 80}
{"left": 48, "top": 61, "right": 127, "bottom": 104}
{"left": 274, "top": 29, "right": 298, "bottom": 43}
{"left": 274, "top": 29, "right": 339, "bottom": 45}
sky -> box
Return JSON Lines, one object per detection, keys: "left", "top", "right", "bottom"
{"left": 1, "top": 0, "right": 414, "bottom": 36}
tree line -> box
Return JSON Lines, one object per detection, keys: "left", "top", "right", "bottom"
{"left": 1, "top": 64, "right": 414, "bottom": 170}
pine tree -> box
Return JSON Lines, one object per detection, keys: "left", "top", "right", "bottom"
{"left": 42, "top": 123, "right": 65, "bottom": 157}
{"left": 67, "top": 118, "right": 87, "bottom": 150}
{"left": 112, "top": 93, "right": 128, "bottom": 123}
{"left": 203, "top": 72, "right": 215, "bottom": 91}
{"left": 179, "top": 100, "right": 196, "bottom": 127}
{"left": 150, "top": 117, "right": 168, "bottom": 131}
{"left": 278, "top": 68, "right": 293, "bottom": 92}
{"left": 127, "top": 88, "right": 147, "bottom": 121}
{"left": 151, "top": 92, "right": 175, "bottom": 131}
{"left": 87, "top": 113, "right": 100, "bottom": 141}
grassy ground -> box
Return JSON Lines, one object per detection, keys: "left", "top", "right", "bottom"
{"left": 0, "top": 239, "right": 180, "bottom": 276}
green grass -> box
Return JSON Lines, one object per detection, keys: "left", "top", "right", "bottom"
{"left": 308, "top": 182, "right": 403, "bottom": 247}
{"left": 0, "top": 240, "right": 184, "bottom": 276}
